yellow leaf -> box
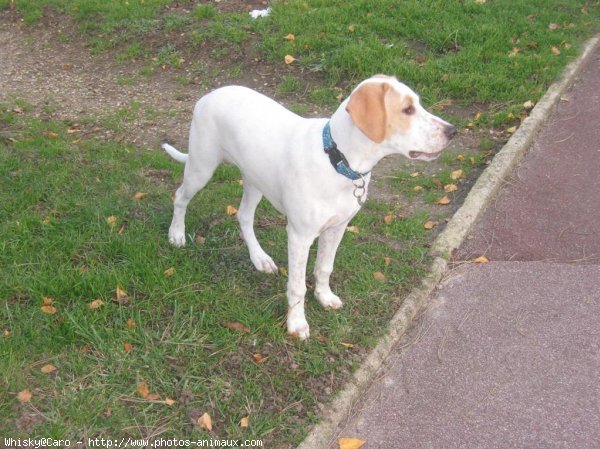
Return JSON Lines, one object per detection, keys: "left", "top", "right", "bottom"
{"left": 346, "top": 226, "right": 359, "bottom": 234}
{"left": 456, "top": 154, "right": 465, "bottom": 161}
{"left": 126, "top": 318, "right": 136, "bottom": 329}
{"left": 42, "top": 296, "right": 54, "bottom": 306}
{"left": 437, "top": 195, "right": 451, "bottom": 205}
{"left": 523, "top": 100, "right": 535, "bottom": 110}
{"left": 383, "top": 213, "right": 393, "bottom": 224}
{"left": 40, "top": 364, "right": 57, "bottom": 374}
{"left": 197, "top": 412, "right": 213, "bottom": 431}
{"left": 284, "top": 54, "right": 296, "bottom": 64}
{"left": 410, "top": 171, "right": 420, "bottom": 177}
{"left": 88, "top": 299, "right": 104, "bottom": 309}
{"left": 451, "top": 169, "right": 463, "bottom": 180}
{"left": 164, "top": 397, "right": 176, "bottom": 406}
{"left": 506, "top": 126, "right": 517, "bottom": 134}
{"left": 224, "top": 322, "right": 251, "bottom": 333}
{"left": 383, "top": 256, "right": 392, "bottom": 266}
{"left": 137, "top": 382, "right": 149, "bottom": 398}
{"left": 226, "top": 205, "right": 238, "bottom": 215}
{"left": 338, "top": 437, "right": 366, "bottom": 449}
{"left": 372, "top": 271, "right": 386, "bottom": 281}
{"left": 474, "top": 0, "right": 486, "bottom": 3}
{"left": 444, "top": 184, "right": 458, "bottom": 192}
{"left": 340, "top": 342, "right": 355, "bottom": 348}
{"left": 240, "top": 416, "right": 249, "bottom": 427}
{"left": 348, "top": 24, "right": 355, "bottom": 32}
{"left": 17, "top": 389, "right": 32, "bottom": 403}
{"left": 114, "top": 285, "right": 129, "bottom": 304}
{"left": 164, "top": 267, "right": 175, "bottom": 277}
{"left": 106, "top": 215, "right": 117, "bottom": 227}
{"left": 551, "top": 46, "right": 561, "bottom": 56}
{"left": 508, "top": 47, "right": 521, "bottom": 57}
{"left": 278, "top": 267, "right": 288, "bottom": 276}
{"left": 413, "top": 185, "right": 423, "bottom": 192}
{"left": 133, "top": 192, "right": 148, "bottom": 200}
{"left": 41, "top": 305, "right": 57, "bottom": 314}
{"left": 3, "top": 329, "right": 10, "bottom": 337}
{"left": 424, "top": 220, "right": 438, "bottom": 230}
{"left": 284, "top": 33, "right": 295, "bottom": 41}
{"left": 474, "top": 255, "right": 490, "bottom": 263}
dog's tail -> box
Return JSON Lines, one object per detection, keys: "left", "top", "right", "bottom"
{"left": 162, "top": 143, "right": 188, "bottom": 163}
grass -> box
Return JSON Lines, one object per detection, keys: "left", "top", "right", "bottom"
{"left": 0, "top": 105, "right": 431, "bottom": 445}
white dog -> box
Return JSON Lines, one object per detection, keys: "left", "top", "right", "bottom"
{"left": 162, "top": 75, "right": 455, "bottom": 339}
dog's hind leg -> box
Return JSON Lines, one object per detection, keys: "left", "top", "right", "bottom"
{"left": 168, "top": 125, "right": 221, "bottom": 247}
{"left": 237, "top": 183, "right": 278, "bottom": 273}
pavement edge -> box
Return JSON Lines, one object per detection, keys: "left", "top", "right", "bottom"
{"left": 296, "top": 35, "right": 600, "bottom": 449}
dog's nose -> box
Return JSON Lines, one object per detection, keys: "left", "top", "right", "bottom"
{"left": 444, "top": 125, "right": 457, "bottom": 139}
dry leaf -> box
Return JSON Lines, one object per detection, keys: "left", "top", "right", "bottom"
{"left": 410, "top": 171, "right": 420, "bottom": 177}
{"left": 284, "top": 55, "right": 296, "bottom": 64}
{"left": 508, "top": 47, "right": 521, "bottom": 57}
{"left": 42, "top": 296, "right": 54, "bottom": 306}
{"left": 348, "top": 24, "right": 355, "bottom": 32}
{"left": 284, "top": 33, "right": 295, "bottom": 41}
{"left": 523, "top": 100, "right": 535, "bottom": 110}
{"left": 451, "top": 169, "right": 463, "bottom": 180}
{"left": 340, "top": 342, "right": 355, "bottom": 348}
{"left": 315, "top": 335, "right": 328, "bottom": 343}
{"left": 474, "top": 0, "right": 486, "bottom": 3}
{"left": 413, "top": 185, "right": 423, "bottom": 192}
{"left": 346, "top": 226, "right": 359, "bottom": 234}
{"left": 383, "top": 256, "right": 392, "bottom": 266}
{"left": 41, "top": 305, "right": 57, "bottom": 315}
{"left": 147, "top": 393, "right": 160, "bottom": 400}
{"left": 44, "top": 130, "right": 58, "bottom": 139}
{"left": 444, "top": 184, "right": 458, "bottom": 192}
{"left": 506, "top": 126, "right": 517, "bottom": 134}
{"left": 40, "top": 364, "right": 57, "bottom": 374}
{"left": 164, "top": 267, "right": 175, "bottom": 277}
{"left": 372, "top": 271, "right": 386, "bottom": 281}
{"left": 383, "top": 213, "right": 393, "bottom": 224}
{"left": 164, "top": 397, "right": 176, "bottom": 406}
{"left": 3, "top": 329, "right": 10, "bottom": 337}
{"left": 106, "top": 215, "right": 117, "bottom": 227}
{"left": 17, "top": 389, "right": 32, "bottom": 403}
{"left": 474, "top": 255, "right": 490, "bottom": 263}
{"left": 224, "top": 322, "right": 251, "bottom": 333}
{"left": 126, "top": 318, "right": 136, "bottom": 329}
{"left": 551, "top": 46, "right": 561, "bottom": 56}
{"left": 89, "top": 299, "right": 104, "bottom": 309}
{"left": 133, "top": 192, "right": 148, "bottom": 200}
{"left": 197, "top": 412, "right": 213, "bottom": 431}
{"left": 226, "top": 205, "right": 238, "bottom": 215}
{"left": 338, "top": 438, "right": 366, "bottom": 449}
{"left": 278, "top": 267, "right": 288, "bottom": 276}
{"left": 123, "top": 342, "right": 133, "bottom": 352}
{"left": 240, "top": 416, "right": 249, "bottom": 427}
{"left": 137, "top": 382, "right": 150, "bottom": 398}
{"left": 437, "top": 195, "right": 451, "bottom": 205}
{"left": 456, "top": 154, "right": 465, "bottom": 161}
{"left": 252, "top": 353, "right": 268, "bottom": 363}
{"left": 548, "top": 22, "right": 560, "bottom": 30}
{"left": 424, "top": 220, "right": 438, "bottom": 230}
{"left": 195, "top": 235, "right": 206, "bottom": 245}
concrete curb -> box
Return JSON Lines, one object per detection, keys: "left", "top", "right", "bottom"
{"left": 296, "top": 35, "right": 600, "bottom": 449}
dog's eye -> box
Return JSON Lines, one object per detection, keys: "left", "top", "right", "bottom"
{"left": 403, "top": 105, "right": 415, "bottom": 115}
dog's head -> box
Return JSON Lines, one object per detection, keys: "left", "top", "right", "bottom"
{"left": 345, "top": 75, "right": 455, "bottom": 161}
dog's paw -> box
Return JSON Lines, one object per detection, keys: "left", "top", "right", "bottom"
{"left": 168, "top": 228, "right": 186, "bottom": 247}
{"left": 315, "top": 290, "right": 343, "bottom": 309}
{"left": 287, "top": 315, "right": 310, "bottom": 340}
{"left": 250, "top": 251, "right": 278, "bottom": 274}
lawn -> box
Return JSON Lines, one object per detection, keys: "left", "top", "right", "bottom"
{"left": 1, "top": 0, "right": 599, "bottom": 447}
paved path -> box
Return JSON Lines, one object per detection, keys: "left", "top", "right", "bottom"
{"left": 332, "top": 45, "right": 600, "bottom": 448}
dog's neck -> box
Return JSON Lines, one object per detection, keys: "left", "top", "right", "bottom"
{"left": 328, "top": 105, "right": 389, "bottom": 175}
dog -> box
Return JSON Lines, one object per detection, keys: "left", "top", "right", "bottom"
{"left": 162, "top": 75, "right": 455, "bottom": 339}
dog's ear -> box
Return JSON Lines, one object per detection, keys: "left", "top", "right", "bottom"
{"left": 346, "top": 82, "right": 390, "bottom": 143}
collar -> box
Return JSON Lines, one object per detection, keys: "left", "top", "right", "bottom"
{"left": 322, "top": 121, "right": 370, "bottom": 181}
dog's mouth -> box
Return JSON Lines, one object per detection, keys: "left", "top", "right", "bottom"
{"left": 409, "top": 150, "right": 442, "bottom": 161}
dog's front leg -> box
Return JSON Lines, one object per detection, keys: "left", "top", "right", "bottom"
{"left": 286, "top": 226, "right": 315, "bottom": 340}
{"left": 314, "top": 223, "right": 347, "bottom": 309}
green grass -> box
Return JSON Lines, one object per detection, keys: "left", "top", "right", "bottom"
{"left": 0, "top": 105, "right": 431, "bottom": 445}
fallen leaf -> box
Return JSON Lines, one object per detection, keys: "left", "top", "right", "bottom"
{"left": 89, "top": 299, "right": 104, "bottom": 309}
{"left": 197, "top": 412, "right": 213, "bottom": 431}
{"left": 252, "top": 353, "right": 268, "bottom": 363}
{"left": 523, "top": 100, "right": 535, "bottom": 110}
{"left": 383, "top": 213, "right": 393, "bottom": 224}
{"left": 410, "top": 171, "right": 420, "bottom": 177}
{"left": 195, "top": 235, "right": 206, "bottom": 245}
{"left": 383, "top": 256, "right": 392, "bottom": 266}
{"left": 506, "top": 126, "right": 517, "bottom": 134}
{"left": 126, "top": 318, "right": 136, "bottom": 329}
{"left": 106, "top": 215, "right": 117, "bottom": 227}
{"left": 346, "top": 226, "right": 359, "bottom": 234}
{"left": 17, "top": 389, "right": 32, "bottom": 403}
{"left": 114, "top": 285, "right": 129, "bottom": 304}
{"left": 133, "top": 192, "right": 148, "bottom": 200}
{"left": 40, "top": 364, "right": 57, "bottom": 374}
{"left": 508, "top": 47, "right": 521, "bottom": 57}
{"left": 240, "top": 416, "right": 249, "bottom": 427}
{"left": 413, "top": 185, "right": 423, "bottom": 193}
{"left": 372, "top": 271, "right": 386, "bottom": 281}
{"left": 164, "top": 397, "right": 176, "bottom": 406}
{"left": 340, "top": 342, "right": 355, "bottom": 348}
{"left": 551, "top": 46, "right": 561, "bottom": 56}
{"left": 474, "top": 255, "right": 490, "bottom": 263}
{"left": 42, "top": 296, "right": 54, "bottom": 306}
{"left": 67, "top": 125, "right": 80, "bottom": 134}
{"left": 3, "top": 329, "right": 10, "bottom": 337}
{"left": 338, "top": 438, "right": 366, "bottom": 449}
{"left": 474, "top": 0, "right": 486, "bottom": 3}
{"left": 548, "top": 22, "right": 560, "bottom": 30}
{"left": 315, "top": 335, "right": 328, "bottom": 343}
{"left": 226, "top": 205, "right": 238, "bottom": 215}
{"left": 456, "top": 154, "right": 465, "bottom": 161}
{"left": 118, "top": 224, "right": 126, "bottom": 235}
{"left": 224, "top": 322, "right": 251, "bottom": 333}
{"left": 348, "top": 24, "right": 355, "bottom": 32}
{"left": 147, "top": 393, "right": 160, "bottom": 400}
{"left": 424, "top": 220, "right": 438, "bottom": 230}
{"left": 41, "top": 305, "right": 57, "bottom": 315}
{"left": 137, "top": 382, "right": 150, "bottom": 398}
{"left": 164, "top": 267, "right": 175, "bottom": 277}
{"left": 284, "top": 33, "right": 295, "bottom": 41}
{"left": 444, "top": 184, "right": 458, "bottom": 192}
{"left": 451, "top": 169, "right": 463, "bottom": 180}
{"left": 123, "top": 342, "right": 133, "bottom": 352}
{"left": 284, "top": 54, "right": 296, "bottom": 64}
{"left": 562, "top": 41, "right": 572, "bottom": 49}
{"left": 437, "top": 195, "right": 451, "bottom": 205}
{"left": 278, "top": 267, "right": 288, "bottom": 276}
{"left": 44, "top": 130, "right": 58, "bottom": 139}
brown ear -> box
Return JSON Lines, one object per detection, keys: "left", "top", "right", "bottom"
{"left": 346, "top": 82, "right": 389, "bottom": 143}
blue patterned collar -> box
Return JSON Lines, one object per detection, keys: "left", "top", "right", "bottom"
{"left": 322, "top": 121, "right": 370, "bottom": 181}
